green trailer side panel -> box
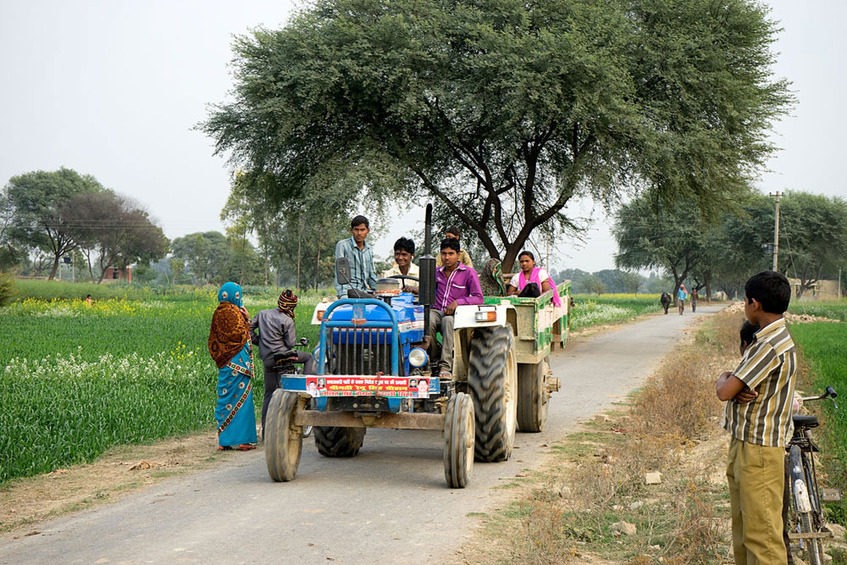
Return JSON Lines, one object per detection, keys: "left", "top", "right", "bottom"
{"left": 482, "top": 281, "right": 570, "bottom": 364}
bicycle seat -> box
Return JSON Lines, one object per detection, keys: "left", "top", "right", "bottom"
{"left": 793, "top": 414, "right": 819, "bottom": 429}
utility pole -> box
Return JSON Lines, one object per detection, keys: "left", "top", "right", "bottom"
{"left": 770, "top": 191, "right": 782, "bottom": 271}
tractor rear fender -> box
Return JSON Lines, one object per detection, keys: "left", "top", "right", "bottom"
{"left": 452, "top": 303, "right": 513, "bottom": 330}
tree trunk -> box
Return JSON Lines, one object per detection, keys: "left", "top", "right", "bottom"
{"left": 48, "top": 256, "right": 60, "bottom": 280}
{"left": 296, "top": 225, "right": 302, "bottom": 291}
{"left": 705, "top": 274, "right": 712, "bottom": 302}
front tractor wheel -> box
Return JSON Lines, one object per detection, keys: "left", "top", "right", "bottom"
{"left": 443, "top": 392, "right": 474, "bottom": 488}
{"left": 314, "top": 426, "right": 366, "bottom": 458}
{"left": 517, "top": 358, "right": 550, "bottom": 433}
{"left": 468, "top": 326, "right": 518, "bottom": 462}
{"left": 264, "top": 390, "right": 303, "bottom": 482}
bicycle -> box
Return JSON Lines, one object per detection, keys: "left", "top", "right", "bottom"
{"left": 787, "top": 385, "right": 840, "bottom": 565}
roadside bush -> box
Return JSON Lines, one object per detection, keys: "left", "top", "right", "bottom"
{"left": 0, "top": 272, "right": 14, "bottom": 306}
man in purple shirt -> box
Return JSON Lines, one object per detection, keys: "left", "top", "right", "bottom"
{"left": 428, "top": 238, "right": 484, "bottom": 377}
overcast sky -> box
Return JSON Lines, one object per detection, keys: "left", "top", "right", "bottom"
{"left": 1, "top": 1, "right": 844, "bottom": 273}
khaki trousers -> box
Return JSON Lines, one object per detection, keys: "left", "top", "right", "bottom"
{"left": 726, "top": 437, "right": 787, "bottom": 565}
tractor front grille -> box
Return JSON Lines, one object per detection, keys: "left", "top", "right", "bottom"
{"left": 327, "top": 328, "right": 401, "bottom": 376}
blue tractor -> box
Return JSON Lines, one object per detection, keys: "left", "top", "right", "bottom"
{"left": 264, "top": 205, "right": 566, "bottom": 487}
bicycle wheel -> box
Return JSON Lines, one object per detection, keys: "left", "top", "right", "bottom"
{"left": 789, "top": 446, "right": 824, "bottom": 565}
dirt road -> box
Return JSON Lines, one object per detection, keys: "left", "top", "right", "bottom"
{"left": 0, "top": 305, "right": 722, "bottom": 565}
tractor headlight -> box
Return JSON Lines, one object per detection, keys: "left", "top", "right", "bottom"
{"left": 408, "top": 347, "right": 428, "bottom": 368}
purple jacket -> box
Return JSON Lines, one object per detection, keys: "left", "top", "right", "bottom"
{"left": 434, "top": 264, "right": 484, "bottom": 311}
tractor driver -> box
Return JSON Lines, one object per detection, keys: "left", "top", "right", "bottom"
{"left": 382, "top": 237, "right": 419, "bottom": 294}
{"left": 426, "top": 238, "right": 484, "bottom": 379}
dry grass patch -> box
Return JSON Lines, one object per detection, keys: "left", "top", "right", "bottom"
{"left": 460, "top": 310, "right": 749, "bottom": 564}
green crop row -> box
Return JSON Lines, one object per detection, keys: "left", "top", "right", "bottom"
{"left": 789, "top": 299, "right": 847, "bottom": 321}
{"left": 789, "top": 321, "right": 847, "bottom": 524}
{"left": 0, "top": 294, "right": 323, "bottom": 484}
{"left": 570, "top": 294, "right": 663, "bottom": 331}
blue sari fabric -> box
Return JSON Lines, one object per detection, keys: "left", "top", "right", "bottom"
{"left": 216, "top": 337, "right": 258, "bottom": 447}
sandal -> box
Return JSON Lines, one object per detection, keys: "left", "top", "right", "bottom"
{"left": 217, "top": 445, "right": 233, "bottom": 451}
{"left": 237, "top": 444, "right": 256, "bottom": 451}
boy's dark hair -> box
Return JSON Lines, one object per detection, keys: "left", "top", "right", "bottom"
{"left": 745, "top": 270, "right": 791, "bottom": 314}
{"left": 445, "top": 225, "right": 461, "bottom": 238}
{"left": 351, "top": 215, "right": 369, "bottom": 229}
{"left": 440, "top": 238, "right": 460, "bottom": 253}
{"left": 739, "top": 321, "right": 760, "bottom": 349}
{"left": 393, "top": 237, "right": 415, "bottom": 256}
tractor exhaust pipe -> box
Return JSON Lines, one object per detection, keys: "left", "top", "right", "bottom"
{"left": 419, "top": 204, "right": 436, "bottom": 344}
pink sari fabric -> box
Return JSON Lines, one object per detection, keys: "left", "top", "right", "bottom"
{"left": 518, "top": 267, "right": 562, "bottom": 307}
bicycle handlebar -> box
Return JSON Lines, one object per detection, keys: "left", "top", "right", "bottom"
{"left": 800, "top": 386, "right": 838, "bottom": 410}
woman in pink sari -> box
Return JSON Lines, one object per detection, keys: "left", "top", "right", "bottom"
{"left": 506, "top": 251, "right": 562, "bottom": 307}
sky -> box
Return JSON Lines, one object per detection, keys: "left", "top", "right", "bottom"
{"left": 1, "top": 1, "right": 844, "bottom": 274}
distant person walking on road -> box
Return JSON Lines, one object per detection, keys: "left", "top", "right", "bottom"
{"left": 208, "top": 282, "right": 257, "bottom": 451}
{"left": 677, "top": 284, "right": 688, "bottom": 315}
{"left": 691, "top": 288, "right": 698, "bottom": 312}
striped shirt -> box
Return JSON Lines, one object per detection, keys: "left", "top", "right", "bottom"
{"left": 334, "top": 237, "right": 378, "bottom": 296}
{"left": 723, "top": 317, "right": 796, "bottom": 447}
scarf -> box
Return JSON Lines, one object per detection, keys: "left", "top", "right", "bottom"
{"left": 519, "top": 267, "right": 563, "bottom": 307}
{"left": 277, "top": 289, "right": 297, "bottom": 320}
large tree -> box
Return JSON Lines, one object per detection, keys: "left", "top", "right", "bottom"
{"left": 171, "top": 231, "right": 231, "bottom": 284}
{"left": 718, "top": 191, "right": 847, "bottom": 297}
{"left": 4, "top": 168, "right": 105, "bottom": 280}
{"left": 613, "top": 193, "right": 714, "bottom": 299}
{"left": 222, "top": 172, "right": 361, "bottom": 290}
{"left": 203, "top": 0, "right": 791, "bottom": 272}
{"left": 62, "top": 191, "right": 169, "bottom": 283}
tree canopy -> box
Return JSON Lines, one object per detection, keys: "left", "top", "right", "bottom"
{"left": 63, "top": 191, "right": 169, "bottom": 283}
{"left": 718, "top": 192, "right": 847, "bottom": 296}
{"left": 203, "top": 0, "right": 791, "bottom": 271}
{"left": 613, "top": 192, "right": 715, "bottom": 298}
{"left": 4, "top": 168, "right": 106, "bottom": 280}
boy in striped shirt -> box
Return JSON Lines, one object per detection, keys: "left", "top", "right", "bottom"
{"left": 716, "top": 270, "right": 796, "bottom": 565}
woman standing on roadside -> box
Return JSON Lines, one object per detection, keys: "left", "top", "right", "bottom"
{"left": 208, "top": 282, "right": 257, "bottom": 451}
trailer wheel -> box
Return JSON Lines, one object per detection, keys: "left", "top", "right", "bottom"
{"left": 517, "top": 358, "right": 549, "bottom": 433}
{"left": 264, "top": 390, "right": 303, "bottom": 482}
{"left": 314, "top": 426, "right": 366, "bottom": 457}
{"left": 443, "top": 392, "right": 474, "bottom": 488}
{"left": 468, "top": 326, "right": 517, "bottom": 462}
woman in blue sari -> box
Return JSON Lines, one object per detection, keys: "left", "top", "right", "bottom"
{"left": 208, "top": 282, "right": 258, "bottom": 451}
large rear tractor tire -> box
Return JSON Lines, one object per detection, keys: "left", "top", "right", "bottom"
{"left": 314, "top": 426, "right": 366, "bottom": 458}
{"left": 264, "top": 390, "right": 303, "bottom": 482}
{"left": 468, "top": 326, "right": 518, "bottom": 462}
{"left": 443, "top": 392, "right": 475, "bottom": 488}
{"left": 517, "top": 358, "right": 550, "bottom": 433}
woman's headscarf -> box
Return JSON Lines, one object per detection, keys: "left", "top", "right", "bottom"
{"left": 479, "top": 258, "right": 506, "bottom": 296}
{"left": 277, "top": 289, "right": 298, "bottom": 319}
{"left": 217, "top": 282, "right": 243, "bottom": 307}
{"left": 209, "top": 282, "right": 248, "bottom": 369}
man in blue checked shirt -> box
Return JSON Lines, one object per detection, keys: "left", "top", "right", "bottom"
{"left": 334, "top": 215, "right": 378, "bottom": 297}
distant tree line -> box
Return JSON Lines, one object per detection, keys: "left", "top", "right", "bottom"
{"left": 1, "top": 168, "right": 168, "bottom": 282}
{"left": 613, "top": 189, "right": 847, "bottom": 299}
